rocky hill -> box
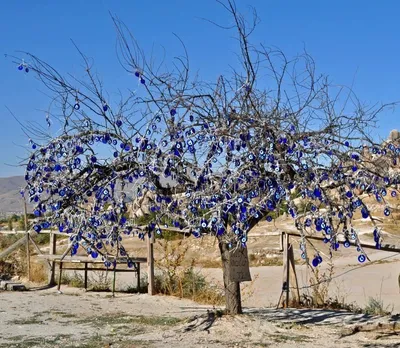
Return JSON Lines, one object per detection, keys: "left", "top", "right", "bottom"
{"left": 0, "top": 176, "right": 26, "bottom": 215}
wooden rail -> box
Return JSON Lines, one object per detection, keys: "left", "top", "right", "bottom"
{"left": 37, "top": 255, "right": 147, "bottom": 294}
{"left": 0, "top": 229, "right": 155, "bottom": 295}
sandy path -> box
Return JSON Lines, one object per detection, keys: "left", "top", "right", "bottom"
{"left": 203, "top": 249, "right": 400, "bottom": 313}
{"left": 95, "top": 245, "right": 400, "bottom": 313}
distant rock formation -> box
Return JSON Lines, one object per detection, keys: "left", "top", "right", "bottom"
{"left": 388, "top": 129, "right": 400, "bottom": 142}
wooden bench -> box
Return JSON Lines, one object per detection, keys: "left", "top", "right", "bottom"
{"left": 37, "top": 255, "right": 147, "bottom": 293}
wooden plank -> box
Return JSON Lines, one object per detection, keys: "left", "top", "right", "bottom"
{"left": 0, "top": 231, "right": 37, "bottom": 260}
{"left": 0, "top": 231, "right": 27, "bottom": 235}
{"left": 248, "top": 232, "right": 282, "bottom": 238}
{"left": 36, "top": 255, "right": 147, "bottom": 263}
{"left": 0, "top": 230, "right": 65, "bottom": 235}
{"left": 28, "top": 235, "right": 52, "bottom": 270}
{"left": 228, "top": 247, "right": 252, "bottom": 282}
{"left": 287, "top": 232, "right": 400, "bottom": 253}
{"left": 53, "top": 267, "right": 139, "bottom": 272}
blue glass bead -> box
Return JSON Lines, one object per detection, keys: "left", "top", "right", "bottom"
{"left": 170, "top": 109, "right": 177, "bottom": 116}
{"left": 358, "top": 254, "right": 366, "bottom": 263}
{"left": 74, "top": 103, "right": 80, "bottom": 110}
{"left": 91, "top": 251, "right": 98, "bottom": 258}
{"left": 25, "top": 67, "right": 29, "bottom": 73}
{"left": 343, "top": 241, "right": 350, "bottom": 248}
{"left": 314, "top": 187, "right": 321, "bottom": 198}
{"left": 384, "top": 208, "right": 391, "bottom": 216}
{"left": 311, "top": 256, "right": 319, "bottom": 267}
{"left": 140, "top": 78, "right": 145, "bottom": 84}
{"left": 266, "top": 216, "right": 272, "bottom": 222}
{"left": 391, "top": 191, "right": 397, "bottom": 197}
{"left": 103, "top": 104, "right": 108, "bottom": 112}
{"left": 116, "top": 119, "right": 122, "bottom": 127}
{"left": 18, "top": 64, "right": 23, "bottom": 71}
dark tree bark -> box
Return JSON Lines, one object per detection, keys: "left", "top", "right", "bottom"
{"left": 218, "top": 237, "right": 242, "bottom": 315}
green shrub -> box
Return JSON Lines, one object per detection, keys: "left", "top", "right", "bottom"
{"left": 364, "top": 297, "right": 392, "bottom": 316}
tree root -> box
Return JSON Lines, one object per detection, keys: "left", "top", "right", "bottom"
{"left": 340, "top": 322, "right": 400, "bottom": 339}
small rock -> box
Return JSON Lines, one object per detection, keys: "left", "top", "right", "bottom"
{"left": 5, "top": 283, "right": 26, "bottom": 291}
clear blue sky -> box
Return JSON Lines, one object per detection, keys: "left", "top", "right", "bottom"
{"left": 1, "top": 0, "right": 399, "bottom": 177}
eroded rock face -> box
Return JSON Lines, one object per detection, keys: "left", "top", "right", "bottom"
{"left": 388, "top": 129, "right": 400, "bottom": 142}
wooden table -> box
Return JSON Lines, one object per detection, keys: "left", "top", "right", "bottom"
{"left": 38, "top": 255, "right": 147, "bottom": 293}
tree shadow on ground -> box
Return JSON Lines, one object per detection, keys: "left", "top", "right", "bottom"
{"left": 28, "top": 284, "right": 55, "bottom": 291}
{"left": 182, "top": 310, "right": 221, "bottom": 332}
{"left": 245, "top": 307, "right": 400, "bottom": 326}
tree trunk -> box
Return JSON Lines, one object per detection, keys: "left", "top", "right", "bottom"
{"left": 218, "top": 239, "right": 242, "bottom": 315}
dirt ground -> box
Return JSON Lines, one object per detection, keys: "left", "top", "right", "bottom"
{"left": 2, "top": 215, "right": 400, "bottom": 347}
{"left": 0, "top": 288, "right": 400, "bottom": 348}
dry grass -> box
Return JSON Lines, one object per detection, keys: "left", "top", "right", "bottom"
{"left": 154, "top": 238, "right": 224, "bottom": 306}
{"left": 248, "top": 253, "right": 283, "bottom": 267}
{"left": 30, "top": 262, "right": 47, "bottom": 283}
{"left": 198, "top": 258, "right": 222, "bottom": 268}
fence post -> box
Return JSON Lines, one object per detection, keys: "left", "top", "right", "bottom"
{"left": 48, "top": 232, "right": 57, "bottom": 286}
{"left": 288, "top": 243, "right": 300, "bottom": 304}
{"left": 278, "top": 232, "right": 290, "bottom": 308}
{"left": 23, "top": 197, "right": 31, "bottom": 281}
{"left": 26, "top": 233, "right": 31, "bottom": 281}
{"left": 147, "top": 232, "right": 155, "bottom": 295}
{"left": 285, "top": 233, "right": 290, "bottom": 307}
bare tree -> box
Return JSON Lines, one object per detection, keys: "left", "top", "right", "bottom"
{"left": 10, "top": 0, "right": 399, "bottom": 314}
